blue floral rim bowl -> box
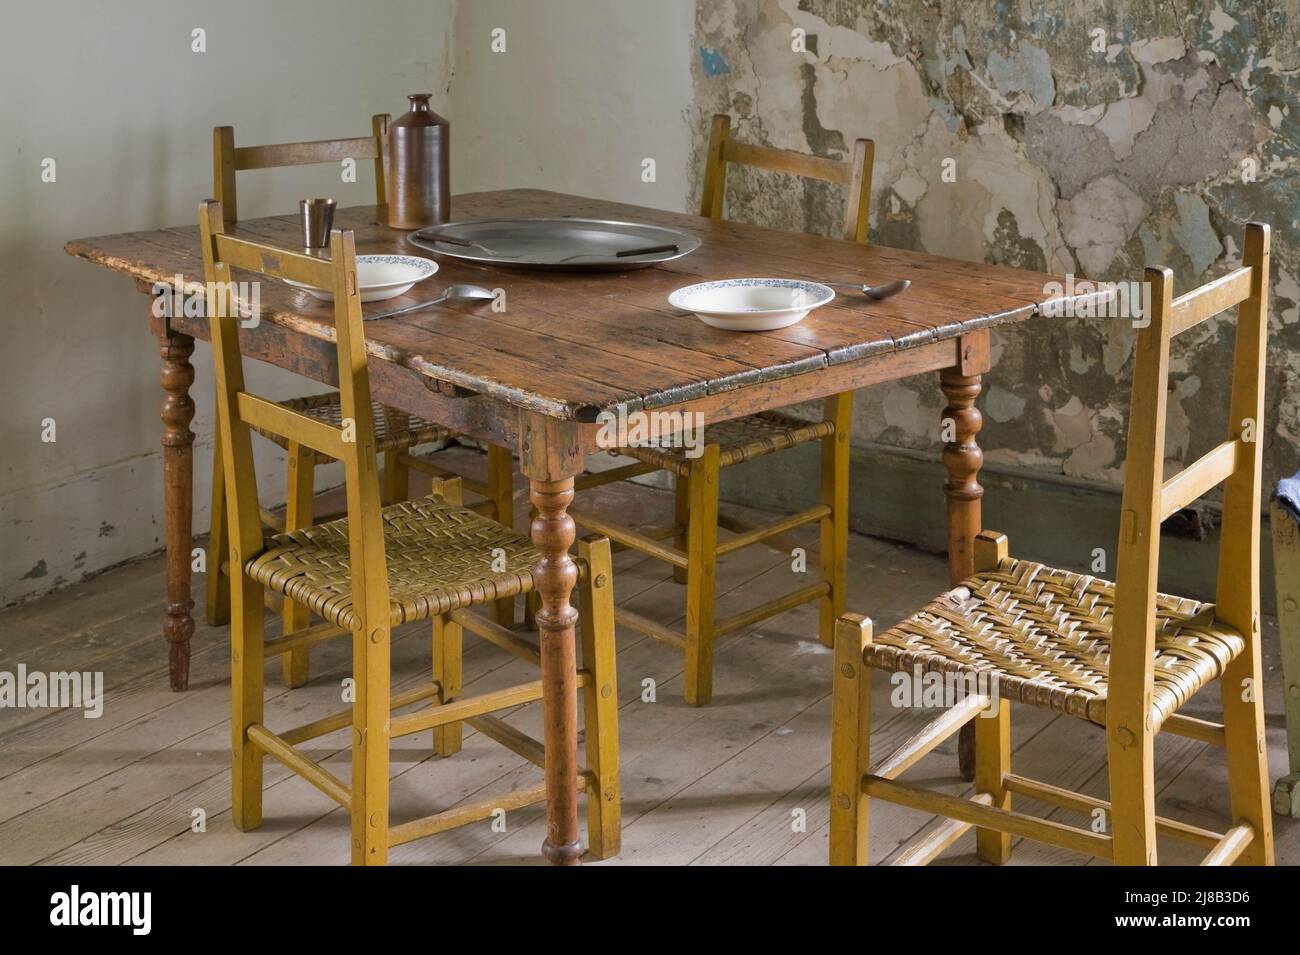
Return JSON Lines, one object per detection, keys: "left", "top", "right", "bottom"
{"left": 285, "top": 254, "right": 438, "bottom": 303}
{"left": 668, "top": 278, "right": 835, "bottom": 331}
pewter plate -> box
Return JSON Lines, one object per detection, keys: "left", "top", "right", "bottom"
{"left": 406, "top": 217, "right": 701, "bottom": 271}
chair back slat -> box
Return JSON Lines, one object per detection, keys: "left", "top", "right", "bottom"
{"left": 198, "top": 199, "right": 391, "bottom": 631}
{"left": 212, "top": 232, "right": 334, "bottom": 287}
{"left": 1170, "top": 266, "right": 1253, "bottom": 337}
{"left": 1158, "top": 439, "right": 1238, "bottom": 521}
{"left": 233, "top": 136, "right": 379, "bottom": 170}
{"left": 1108, "top": 223, "right": 1270, "bottom": 745}
{"left": 213, "top": 114, "right": 390, "bottom": 226}
{"left": 699, "top": 113, "right": 874, "bottom": 244}
{"left": 721, "top": 139, "right": 852, "bottom": 185}
{"left": 235, "top": 392, "right": 348, "bottom": 460}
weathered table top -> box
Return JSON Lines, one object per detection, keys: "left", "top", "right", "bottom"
{"left": 67, "top": 188, "right": 1076, "bottom": 422}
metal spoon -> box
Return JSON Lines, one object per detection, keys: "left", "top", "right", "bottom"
{"left": 826, "top": 279, "right": 912, "bottom": 301}
{"left": 367, "top": 284, "right": 496, "bottom": 321}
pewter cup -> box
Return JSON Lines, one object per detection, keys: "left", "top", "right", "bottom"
{"left": 300, "top": 198, "right": 337, "bottom": 251}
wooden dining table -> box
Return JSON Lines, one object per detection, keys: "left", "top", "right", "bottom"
{"left": 66, "top": 187, "right": 1085, "bottom": 864}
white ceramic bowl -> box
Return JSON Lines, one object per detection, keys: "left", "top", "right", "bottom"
{"left": 668, "top": 278, "right": 835, "bottom": 331}
{"left": 286, "top": 254, "right": 438, "bottom": 303}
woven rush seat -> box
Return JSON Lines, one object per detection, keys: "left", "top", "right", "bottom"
{"left": 621, "top": 410, "right": 834, "bottom": 476}
{"left": 246, "top": 495, "right": 539, "bottom": 631}
{"left": 865, "top": 557, "right": 1244, "bottom": 729}
{"left": 253, "top": 393, "right": 453, "bottom": 464}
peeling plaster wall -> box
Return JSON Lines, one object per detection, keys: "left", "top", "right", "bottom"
{"left": 693, "top": 0, "right": 1300, "bottom": 499}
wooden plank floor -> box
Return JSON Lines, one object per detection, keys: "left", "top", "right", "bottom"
{"left": 1, "top": 447, "right": 1296, "bottom": 866}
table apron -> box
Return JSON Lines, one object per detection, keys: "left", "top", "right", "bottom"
{"left": 157, "top": 297, "right": 984, "bottom": 459}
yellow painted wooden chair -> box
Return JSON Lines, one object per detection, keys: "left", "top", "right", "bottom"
{"left": 830, "top": 223, "right": 1274, "bottom": 866}
{"left": 569, "top": 114, "right": 873, "bottom": 706}
{"left": 199, "top": 201, "right": 620, "bottom": 865}
{"left": 1268, "top": 486, "right": 1300, "bottom": 816}
{"left": 205, "top": 119, "right": 516, "bottom": 688}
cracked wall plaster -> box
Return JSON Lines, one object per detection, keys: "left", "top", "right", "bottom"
{"left": 692, "top": 0, "right": 1300, "bottom": 492}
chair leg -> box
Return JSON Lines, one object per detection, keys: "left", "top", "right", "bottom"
{"left": 1106, "top": 721, "right": 1157, "bottom": 865}
{"left": 578, "top": 535, "right": 621, "bottom": 859}
{"left": 432, "top": 613, "right": 463, "bottom": 756}
{"left": 352, "top": 622, "right": 392, "bottom": 866}
{"left": 971, "top": 529, "right": 1011, "bottom": 863}
{"left": 230, "top": 570, "right": 265, "bottom": 831}
{"left": 819, "top": 391, "right": 852, "bottom": 647}
{"left": 683, "top": 444, "right": 720, "bottom": 706}
{"left": 524, "top": 503, "right": 541, "bottom": 631}
{"left": 382, "top": 449, "right": 409, "bottom": 506}
{"left": 487, "top": 443, "right": 517, "bottom": 625}
{"left": 1220, "top": 647, "right": 1275, "bottom": 864}
{"left": 974, "top": 699, "right": 1012, "bottom": 863}
{"left": 382, "top": 410, "right": 412, "bottom": 506}
{"left": 830, "top": 614, "right": 871, "bottom": 865}
{"left": 672, "top": 472, "right": 690, "bottom": 584}
{"left": 280, "top": 442, "right": 314, "bottom": 687}
{"left": 1270, "top": 501, "right": 1300, "bottom": 817}
{"left": 204, "top": 429, "right": 231, "bottom": 626}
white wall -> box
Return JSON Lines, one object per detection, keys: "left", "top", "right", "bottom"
{"left": 448, "top": 0, "right": 696, "bottom": 211}
{"left": 0, "top": 0, "right": 454, "bottom": 603}
{"left": 0, "top": 0, "right": 698, "bottom": 606}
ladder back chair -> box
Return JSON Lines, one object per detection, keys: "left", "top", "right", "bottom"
{"left": 830, "top": 223, "right": 1274, "bottom": 866}
{"left": 569, "top": 113, "right": 873, "bottom": 705}
{"left": 199, "top": 200, "right": 621, "bottom": 865}
{"left": 206, "top": 119, "right": 517, "bottom": 689}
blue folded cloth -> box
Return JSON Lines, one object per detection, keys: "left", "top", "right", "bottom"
{"left": 1276, "top": 473, "right": 1300, "bottom": 523}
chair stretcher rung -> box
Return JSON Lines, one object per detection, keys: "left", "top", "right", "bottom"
{"left": 390, "top": 673, "right": 591, "bottom": 739}
{"left": 395, "top": 452, "right": 490, "bottom": 498}
{"left": 864, "top": 774, "right": 1113, "bottom": 860}
{"left": 608, "top": 525, "right": 677, "bottom": 558}
{"left": 1200, "top": 823, "right": 1255, "bottom": 865}
{"left": 614, "top": 607, "right": 687, "bottom": 649}
{"left": 388, "top": 781, "right": 549, "bottom": 847}
{"left": 247, "top": 724, "right": 350, "bottom": 808}
{"left": 1002, "top": 773, "right": 1223, "bottom": 849}
{"left": 1161, "top": 712, "right": 1226, "bottom": 746}
{"left": 466, "top": 714, "right": 545, "bottom": 767}
{"left": 237, "top": 391, "right": 345, "bottom": 459}
{"left": 573, "top": 461, "right": 660, "bottom": 490}
{"left": 873, "top": 695, "right": 991, "bottom": 780}
{"left": 892, "top": 793, "right": 994, "bottom": 866}
{"left": 569, "top": 508, "right": 688, "bottom": 569}
{"left": 716, "top": 505, "right": 829, "bottom": 556}
{"left": 716, "top": 582, "right": 828, "bottom": 636}
{"left": 450, "top": 608, "right": 541, "bottom": 665}
{"left": 262, "top": 620, "right": 349, "bottom": 658}
{"left": 1159, "top": 439, "right": 1237, "bottom": 521}
{"left": 716, "top": 511, "right": 817, "bottom": 559}
{"left": 391, "top": 681, "right": 543, "bottom": 737}
{"left": 279, "top": 681, "right": 441, "bottom": 745}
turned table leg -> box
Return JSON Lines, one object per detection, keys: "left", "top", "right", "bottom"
{"left": 158, "top": 320, "right": 197, "bottom": 691}
{"left": 521, "top": 415, "right": 585, "bottom": 864}
{"left": 530, "top": 475, "right": 583, "bottom": 864}
{"left": 941, "top": 336, "right": 988, "bottom": 780}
